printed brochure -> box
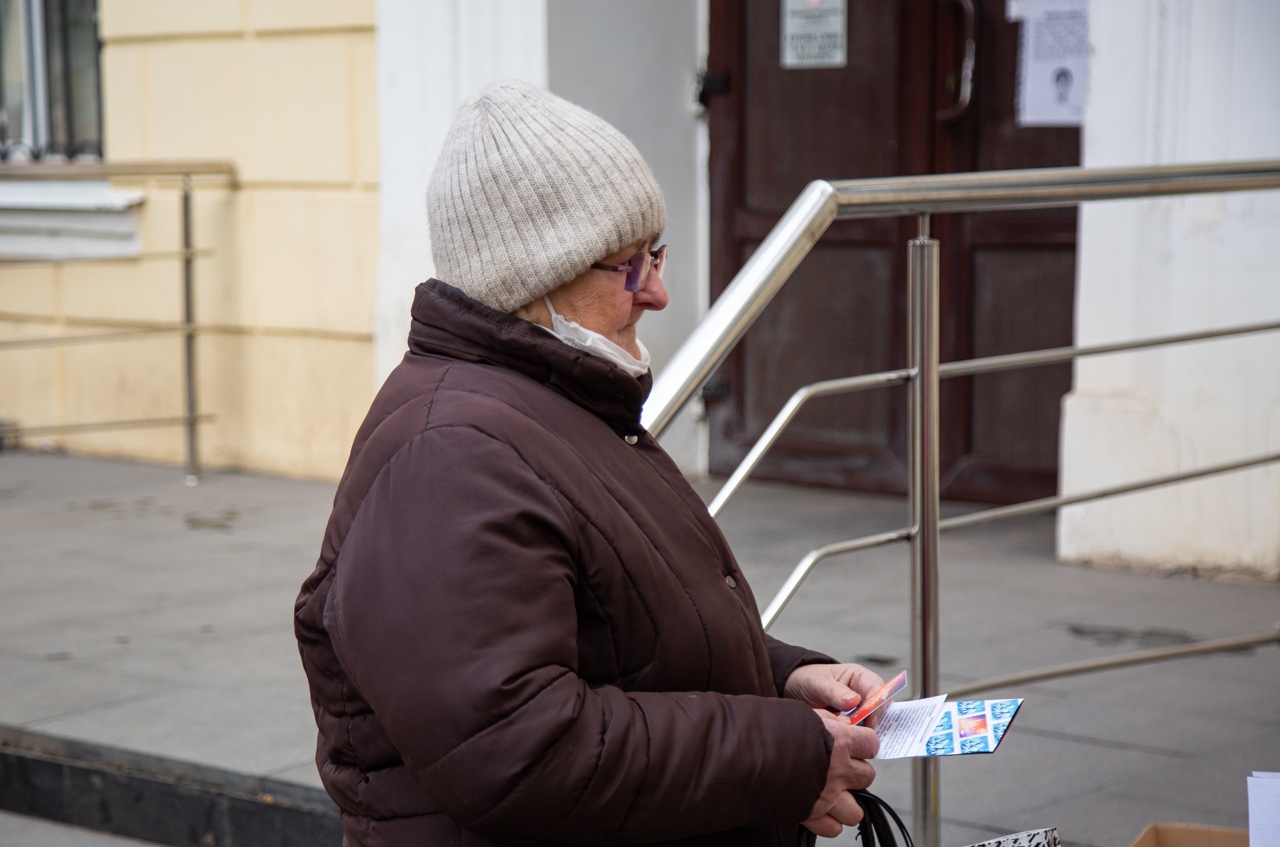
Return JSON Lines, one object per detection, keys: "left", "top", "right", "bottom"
{"left": 872, "top": 694, "right": 1023, "bottom": 759}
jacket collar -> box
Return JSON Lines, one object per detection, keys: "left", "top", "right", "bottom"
{"left": 408, "top": 280, "right": 651, "bottom": 434}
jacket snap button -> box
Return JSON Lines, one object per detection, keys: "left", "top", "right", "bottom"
{"left": 725, "top": 574, "right": 738, "bottom": 589}
{"left": 624, "top": 435, "right": 639, "bottom": 445}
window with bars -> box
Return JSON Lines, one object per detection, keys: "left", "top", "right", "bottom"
{"left": 0, "top": 0, "right": 102, "bottom": 161}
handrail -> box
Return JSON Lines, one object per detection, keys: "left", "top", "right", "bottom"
{"left": 0, "top": 159, "right": 238, "bottom": 483}
{"left": 643, "top": 181, "right": 838, "bottom": 436}
{"left": 6, "top": 415, "right": 216, "bottom": 438}
{"left": 759, "top": 448, "right": 1280, "bottom": 629}
{"left": 707, "top": 316, "right": 1280, "bottom": 518}
{"left": 649, "top": 158, "right": 1280, "bottom": 847}
{"left": 0, "top": 160, "right": 237, "bottom": 181}
{"left": 947, "top": 628, "right": 1280, "bottom": 698}
{"left": 0, "top": 327, "right": 183, "bottom": 350}
{"left": 707, "top": 369, "right": 913, "bottom": 517}
{"left": 828, "top": 159, "right": 1280, "bottom": 218}
{"left": 643, "top": 159, "right": 1280, "bottom": 437}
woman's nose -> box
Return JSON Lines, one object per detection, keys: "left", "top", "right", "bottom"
{"left": 637, "top": 272, "right": 669, "bottom": 311}
{"left": 637, "top": 275, "right": 670, "bottom": 312}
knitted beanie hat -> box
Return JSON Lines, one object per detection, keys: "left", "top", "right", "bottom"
{"left": 426, "top": 80, "right": 668, "bottom": 313}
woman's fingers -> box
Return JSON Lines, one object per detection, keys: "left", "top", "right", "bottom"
{"left": 802, "top": 813, "right": 845, "bottom": 839}
{"left": 821, "top": 710, "right": 881, "bottom": 762}
{"left": 844, "top": 755, "right": 877, "bottom": 790}
{"left": 807, "top": 712, "right": 879, "bottom": 831}
{"left": 840, "top": 664, "right": 888, "bottom": 702}
{"left": 785, "top": 663, "right": 889, "bottom": 715}
{"left": 803, "top": 788, "right": 865, "bottom": 837}
{"left": 804, "top": 787, "right": 865, "bottom": 834}
{"left": 847, "top": 728, "right": 881, "bottom": 765}
{"left": 827, "top": 786, "right": 865, "bottom": 826}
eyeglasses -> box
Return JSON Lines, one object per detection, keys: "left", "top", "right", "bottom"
{"left": 591, "top": 245, "right": 667, "bottom": 292}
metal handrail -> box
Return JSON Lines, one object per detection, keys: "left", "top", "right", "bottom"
{"left": 641, "top": 159, "right": 1280, "bottom": 847}
{"left": 7, "top": 415, "right": 216, "bottom": 438}
{"left": 0, "top": 160, "right": 237, "bottom": 181}
{"left": 759, "top": 447, "right": 1280, "bottom": 628}
{"left": 947, "top": 627, "right": 1280, "bottom": 698}
{"left": 708, "top": 316, "right": 1280, "bottom": 519}
{"left": 0, "top": 160, "right": 237, "bottom": 483}
{"left": 0, "top": 327, "right": 183, "bottom": 350}
{"left": 707, "top": 369, "right": 912, "bottom": 517}
{"left": 827, "top": 159, "right": 1280, "bottom": 218}
{"left": 642, "top": 159, "right": 1280, "bottom": 437}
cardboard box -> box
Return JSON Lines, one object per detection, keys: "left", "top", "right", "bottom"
{"left": 1128, "top": 823, "right": 1248, "bottom": 847}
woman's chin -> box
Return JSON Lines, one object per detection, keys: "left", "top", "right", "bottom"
{"left": 615, "top": 329, "right": 640, "bottom": 357}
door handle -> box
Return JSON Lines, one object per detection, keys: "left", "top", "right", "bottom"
{"left": 936, "top": 0, "right": 976, "bottom": 122}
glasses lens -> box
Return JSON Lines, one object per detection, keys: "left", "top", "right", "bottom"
{"left": 624, "top": 253, "right": 646, "bottom": 292}
{"left": 619, "top": 246, "right": 665, "bottom": 292}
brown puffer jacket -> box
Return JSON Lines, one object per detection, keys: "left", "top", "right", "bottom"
{"left": 295, "top": 280, "right": 836, "bottom": 847}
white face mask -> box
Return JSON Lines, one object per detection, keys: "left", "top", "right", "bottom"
{"left": 542, "top": 296, "right": 651, "bottom": 378}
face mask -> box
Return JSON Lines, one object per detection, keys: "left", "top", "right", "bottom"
{"left": 542, "top": 296, "right": 651, "bottom": 378}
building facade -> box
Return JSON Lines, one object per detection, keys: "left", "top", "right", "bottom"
{"left": 0, "top": 0, "right": 1276, "bottom": 575}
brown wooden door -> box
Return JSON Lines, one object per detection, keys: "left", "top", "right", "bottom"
{"left": 704, "top": 0, "right": 1077, "bottom": 504}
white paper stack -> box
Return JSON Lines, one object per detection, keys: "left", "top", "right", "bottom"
{"left": 1250, "top": 771, "right": 1280, "bottom": 847}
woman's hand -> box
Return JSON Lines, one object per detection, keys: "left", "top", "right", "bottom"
{"left": 801, "top": 710, "right": 879, "bottom": 837}
{"left": 787, "top": 664, "right": 886, "bottom": 837}
{"left": 784, "top": 663, "right": 887, "bottom": 727}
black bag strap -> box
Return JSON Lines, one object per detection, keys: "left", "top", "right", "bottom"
{"left": 794, "top": 789, "right": 913, "bottom": 847}
{"left": 851, "top": 789, "right": 914, "bottom": 847}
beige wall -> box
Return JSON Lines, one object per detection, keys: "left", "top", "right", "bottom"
{"left": 0, "top": 0, "right": 379, "bottom": 479}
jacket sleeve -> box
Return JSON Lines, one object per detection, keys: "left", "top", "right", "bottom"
{"left": 328, "top": 425, "right": 831, "bottom": 844}
{"left": 765, "top": 634, "right": 837, "bottom": 698}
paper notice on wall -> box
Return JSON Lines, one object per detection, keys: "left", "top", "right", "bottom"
{"left": 780, "top": 0, "right": 847, "bottom": 70}
{"left": 1008, "top": 0, "right": 1088, "bottom": 127}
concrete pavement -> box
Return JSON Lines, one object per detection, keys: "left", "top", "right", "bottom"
{"left": 0, "top": 450, "right": 1276, "bottom": 846}
{"left": 0, "top": 810, "right": 159, "bottom": 846}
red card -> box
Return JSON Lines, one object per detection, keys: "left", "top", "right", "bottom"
{"left": 842, "top": 670, "right": 908, "bottom": 725}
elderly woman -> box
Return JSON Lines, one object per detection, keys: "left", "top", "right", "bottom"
{"left": 295, "top": 80, "right": 882, "bottom": 847}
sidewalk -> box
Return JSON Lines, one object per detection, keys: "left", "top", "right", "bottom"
{"left": 0, "top": 811, "right": 158, "bottom": 846}
{"left": 1, "top": 450, "right": 1277, "bottom": 846}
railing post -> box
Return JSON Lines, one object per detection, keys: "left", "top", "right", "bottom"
{"left": 181, "top": 174, "right": 200, "bottom": 486}
{"left": 908, "top": 214, "right": 941, "bottom": 847}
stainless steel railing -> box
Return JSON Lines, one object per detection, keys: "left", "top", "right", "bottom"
{"left": 640, "top": 159, "right": 1280, "bottom": 847}
{"left": 644, "top": 160, "right": 1280, "bottom": 435}
{"left": 707, "top": 317, "right": 1280, "bottom": 522}
{"left": 0, "top": 160, "right": 237, "bottom": 484}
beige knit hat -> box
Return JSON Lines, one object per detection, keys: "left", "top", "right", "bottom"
{"left": 426, "top": 80, "right": 668, "bottom": 313}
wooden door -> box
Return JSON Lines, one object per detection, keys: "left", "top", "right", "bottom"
{"left": 704, "top": 0, "right": 1077, "bottom": 504}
